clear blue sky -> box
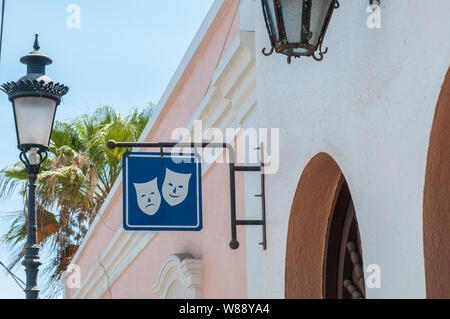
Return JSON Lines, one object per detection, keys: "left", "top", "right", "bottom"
{"left": 0, "top": 0, "right": 214, "bottom": 299}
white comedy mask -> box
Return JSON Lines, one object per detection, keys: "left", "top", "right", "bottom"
{"left": 162, "top": 168, "right": 192, "bottom": 206}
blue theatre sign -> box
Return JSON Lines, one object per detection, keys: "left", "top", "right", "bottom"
{"left": 123, "top": 152, "right": 202, "bottom": 231}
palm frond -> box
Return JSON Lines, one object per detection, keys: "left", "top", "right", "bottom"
{"left": 0, "top": 104, "right": 152, "bottom": 297}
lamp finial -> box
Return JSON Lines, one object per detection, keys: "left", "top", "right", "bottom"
{"left": 19, "top": 34, "right": 52, "bottom": 74}
{"left": 33, "top": 34, "right": 40, "bottom": 51}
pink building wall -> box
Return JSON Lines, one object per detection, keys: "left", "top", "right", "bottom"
{"left": 65, "top": 0, "right": 248, "bottom": 299}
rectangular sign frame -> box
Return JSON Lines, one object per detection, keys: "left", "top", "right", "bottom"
{"left": 123, "top": 151, "right": 203, "bottom": 231}
{"left": 108, "top": 140, "right": 267, "bottom": 250}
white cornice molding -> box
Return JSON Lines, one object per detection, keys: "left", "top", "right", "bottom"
{"left": 65, "top": 1, "right": 256, "bottom": 299}
{"left": 72, "top": 229, "right": 155, "bottom": 299}
{"left": 153, "top": 254, "right": 202, "bottom": 299}
{"left": 187, "top": 31, "right": 256, "bottom": 133}
{"left": 179, "top": 31, "right": 257, "bottom": 173}
{"left": 136, "top": 0, "right": 232, "bottom": 146}
{"left": 69, "top": 0, "right": 230, "bottom": 270}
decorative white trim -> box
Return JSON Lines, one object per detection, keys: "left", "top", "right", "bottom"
{"left": 71, "top": 229, "right": 155, "bottom": 299}
{"left": 176, "top": 31, "right": 256, "bottom": 173}
{"left": 136, "top": 0, "right": 232, "bottom": 147}
{"left": 65, "top": 1, "right": 256, "bottom": 299}
{"left": 69, "top": 0, "right": 230, "bottom": 267}
{"left": 153, "top": 254, "right": 202, "bottom": 299}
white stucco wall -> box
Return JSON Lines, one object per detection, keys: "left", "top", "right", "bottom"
{"left": 244, "top": 0, "right": 450, "bottom": 298}
{"left": 64, "top": 0, "right": 450, "bottom": 300}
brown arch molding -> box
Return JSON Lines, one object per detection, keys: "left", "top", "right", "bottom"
{"left": 285, "top": 153, "right": 346, "bottom": 298}
{"left": 424, "top": 67, "right": 450, "bottom": 298}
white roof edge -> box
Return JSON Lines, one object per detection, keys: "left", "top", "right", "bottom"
{"left": 137, "top": 0, "right": 228, "bottom": 143}
{"left": 69, "top": 0, "right": 228, "bottom": 267}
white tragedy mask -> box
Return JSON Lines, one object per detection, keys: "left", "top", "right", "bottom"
{"left": 134, "top": 177, "right": 161, "bottom": 215}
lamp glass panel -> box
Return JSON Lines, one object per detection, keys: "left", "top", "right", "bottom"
{"left": 280, "top": 0, "right": 303, "bottom": 44}
{"left": 309, "top": 0, "right": 333, "bottom": 47}
{"left": 265, "top": 0, "right": 280, "bottom": 43}
{"left": 13, "top": 96, "right": 56, "bottom": 148}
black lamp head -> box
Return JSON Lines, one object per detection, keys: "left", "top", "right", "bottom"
{"left": 1, "top": 34, "right": 69, "bottom": 153}
{"left": 1, "top": 34, "right": 69, "bottom": 105}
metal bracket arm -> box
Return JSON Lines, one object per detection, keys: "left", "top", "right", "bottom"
{"left": 107, "top": 140, "right": 267, "bottom": 250}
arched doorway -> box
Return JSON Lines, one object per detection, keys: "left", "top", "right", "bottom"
{"left": 285, "top": 153, "right": 365, "bottom": 299}
{"left": 423, "top": 67, "right": 450, "bottom": 298}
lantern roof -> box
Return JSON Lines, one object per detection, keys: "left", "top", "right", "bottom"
{"left": 1, "top": 34, "right": 69, "bottom": 104}
{"left": 20, "top": 34, "right": 53, "bottom": 68}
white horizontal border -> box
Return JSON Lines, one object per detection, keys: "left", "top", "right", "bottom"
{"left": 67, "top": 1, "right": 256, "bottom": 298}
{"left": 125, "top": 153, "right": 201, "bottom": 229}
{"left": 69, "top": 0, "right": 228, "bottom": 267}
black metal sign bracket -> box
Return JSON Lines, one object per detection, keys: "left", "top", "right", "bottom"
{"left": 107, "top": 140, "right": 267, "bottom": 250}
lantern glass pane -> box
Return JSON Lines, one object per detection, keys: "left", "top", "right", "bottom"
{"left": 309, "top": 0, "right": 333, "bottom": 47}
{"left": 280, "top": 0, "right": 303, "bottom": 44}
{"left": 265, "top": 0, "right": 280, "bottom": 43}
{"left": 13, "top": 96, "right": 57, "bottom": 148}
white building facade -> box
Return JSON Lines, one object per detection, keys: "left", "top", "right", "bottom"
{"left": 65, "top": 0, "right": 450, "bottom": 299}
{"left": 248, "top": 0, "right": 450, "bottom": 299}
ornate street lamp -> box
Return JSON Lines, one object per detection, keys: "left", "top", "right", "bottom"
{"left": 261, "top": 0, "right": 339, "bottom": 63}
{"left": 1, "top": 35, "right": 69, "bottom": 299}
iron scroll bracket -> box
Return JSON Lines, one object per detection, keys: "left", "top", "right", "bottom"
{"left": 107, "top": 140, "right": 267, "bottom": 251}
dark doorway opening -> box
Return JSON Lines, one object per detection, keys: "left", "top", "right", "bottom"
{"left": 324, "top": 181, "right": 365, "bottom": 299}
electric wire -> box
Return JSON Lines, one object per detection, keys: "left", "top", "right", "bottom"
{"left": 203, "top": 0, "right": 240, "bottom": 98}
{"left": 0, "top": 260, "right": 25, "bottom": 291}
{"left": 0, "top": 0, "right": 5, "bottom": 62}
{"left": 97, "top": 256, "right": 112, "bottom": 299}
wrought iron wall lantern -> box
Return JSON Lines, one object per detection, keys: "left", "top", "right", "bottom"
{"left": 261, "top": 0, "right": 340, "bottom": 63}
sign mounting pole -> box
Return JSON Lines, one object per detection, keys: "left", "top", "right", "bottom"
{"left": 107, "top": 140, "right": 267, "bottom": 250}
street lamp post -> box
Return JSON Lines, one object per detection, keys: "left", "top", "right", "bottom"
{"left": 1, "top": 35, "right": 69, "bottom": 299}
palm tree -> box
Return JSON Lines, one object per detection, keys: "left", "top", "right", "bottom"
{"left": 0, "top": 104, "right": 153, "bottom": 296}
